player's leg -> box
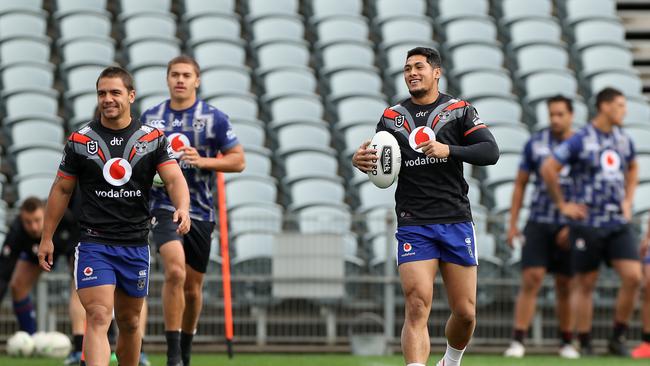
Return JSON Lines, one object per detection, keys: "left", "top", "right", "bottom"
{"left": 114, "top": 288, "right": 144, "bottom": 366}
{"left": 78, "top": 285, "right": 115, "bottom": 366}
{"left": 139, "top": 299, "right": 151, "bottom": 366}
{"left": 632, "top": 262, "right": 650, "bottom": 358}
{"left": 399, "top": 259, "right": 437, "bottom": 365}
{"left": 9, "top": 258, "right": 41, "bottom": 334}
{"left": 152, "top": 209, "right": 187, "bottom": 366}
{"left": 554, "top": 274, "right": 579, "bottom": 358}
{"left": 65, "top": 279, "right": 86, "bottom": 365}
{"left": 439, "top": 262, "right": 476, "bottom": 366}
{"left": 179, "top": 220, "right": 213, "bottom": 366}
{"left": 574, "top": 271, "right": 598, "bottom": 352}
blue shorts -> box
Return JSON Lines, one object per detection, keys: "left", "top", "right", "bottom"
{"left": 395, "top": 222, "right": 478, "bottom": 266}
{"left": 74, "top": 242, "right": 150, "bottom": 298}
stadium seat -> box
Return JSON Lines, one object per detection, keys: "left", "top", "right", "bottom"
{"left": 3, "top": 90, "right": 59, "bottom": 120}
{"left": 186, "top": 14, "right": 242, "bottom": 45}
{"left": 183, "top": 0, "right": 236, "bottom": 19}
{"left": 268, "top": 94, "right": 325, "bottom": 127}
{"left": 326, "top": 68, "right": 384, "bottom": 102}
{"left": 514, "top": 43, "right": 570, "bottom": 80}
{"left": 228, "top": 203, "right": 283, "bottom": 236}
{"left": 563, "top": 0, "right": 618, "bottom": 26}
{"left": 254, "top": 40, "right": 310, "bottom": 74}
{"left": 226, "top": 175, "right": 278, "bottom": 209}
{"left": 249, "top": 15, "right": 305, "bottom": 46}
{"left": 9, "top": 120, "right": 65, "bottom": 152}
{"left": 499, "top": 0, "right": 552, "bottom": 26}
{"left": 590, "top": 71, "right": 643, "bottom": 98}
{"left": 121, "top": 12, "right": 178, "bottom": 46}
{"left": 200, "top": 66, "right": 252, "bottom": 96}
{"left": 295, "top": 204, "right": 352, "bottom": 234}
{"left": 246, "top": 0, "right": 299, "bottom": 20}
{"left": 634, "top": 183, "right": 650, "bottom": 214}
{"left": 193, "top": 40, "right": 247, "bottom": 68}
{"left": 334, "top": 95, "right": 387, "bottom": 129}
{"left": 375, "top": 0, "right": 426, "bottom": 22}
{"left": 580, "top": 45, "right": 635, "bottom": 77}
{"left": 281, "top": 148, "right": 339, "bottom": 183}
{"left": 457, "top": 70, "right": 514, "bottom": 101}
{"left": 379, "top": 16, "right": 434, "bottom": 50}
{"left": 489, "top": 125, "right": 530, "bottom": 154}
{"left": 231, "top": 119, "right": 266, "bottom": 148}
{"left": 59, "top": 37, "right": 115, "bottom": 71}
{"left": 119, "top": 0, "right": 171, "bottom": 18}
{"left": 0, "top": 10, "right": 47, "bottom": 39}
{"left": 289, "top": 177, "right": 346, "bottom": 210}
{"left": 14, "top": 147, "right": 63, "bottom": 178}
{"left": 437, "top": 0, "right": 490, "bottom": 24}
{"left": 534, "top": 98, "right": 589, "bottom": 128}
{"left": 57, "top": 11, "right": 112, "bottom": 43}
{"left": 449, "top": 43, "right": 505, "bottom": 76}
{"left": 236, "top": 146, "right": 272, "bottom": 177}
{"left": 523, "top": 70, "right": 578, "bottom": 106}
{"left": 16, "top": 174, "right": 54, "bottom": 201}
{"left": 0, "top": 36, "right": 50, "bottom": 65}
{"left": 64, "top": 64, "right": 107, "bottom": 97}
{"left": 318, "top": 41, "right": 376, "bottom": 75}
{"left": 341, "top": 122, "right": 377, "bottom": 158}
{"left": 131, "top": 66, "right": 168, "bottom": 100}
{"left": 275, "top": 122, "right": 331, "bottom": 152}
{"left": 67, "top": 92, "right": 97, "bottom": 126}
{"left": 313, "top": 15, "right": 369, "bottom": 47}
{"left": 357, "top": 181, "right": 396, "bottom": 212}
{"left": 55, "top": 0, "right": 106, "bottom": 16}
{"left": 484, "top": 153, "right": 521, "bottom": 188}
{"left": 623, "top": 98, "right": 650, "bottom": 125}
{"left": 1, "top": 62, "right": 54, "bottom": 93}
{"left": 443, "top": 18, "right": 498, "bottom": 50}
{"left": 309, "top": 0, "right": 363, "bottom": 21}
{"left": 624, "top": 126, "right": 650, "bottom": 154}
{"left": 126, "top": 40, "right": 181, "bottom": 71}
{"left": 206, "top": 93, "right": 259, "bottom": 120}
{"left": 637, "top": 155, "right": 650, "bottom": 183}
{"left": 0, "top": 0, "right": 42, "bottom": 13}
{"left": 262, "top": 66, "right": 318, "bottom": 101}
{"left": 572, "top": 19, "right": 628, "bottom": 51}
{"left": 507, "top": 18, "right": 563, "bottom": 51}
{"left": 470, "top": 97, "right": 522, "bottom": 126}
{"left": 491, "top": 180, "right": 532, "bottom": 213}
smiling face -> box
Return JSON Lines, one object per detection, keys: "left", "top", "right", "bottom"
{"left": 167, "top": 62, "right": 200, "bottom": 103}
{"left": 96, "top": 77, "right": 135, "bottom": 122}
{"left": 403, "top": 54, "right": 441, "bottom": 100}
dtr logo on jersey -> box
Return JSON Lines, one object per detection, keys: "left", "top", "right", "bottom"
{"left": 168, "top": 133, "right": 191, "bottom": 158}
{"left": 408, "top": 126, "right": 436, "bottom": 152}
{"left": 102, "top": 158, "right": 132, "bottom": 186}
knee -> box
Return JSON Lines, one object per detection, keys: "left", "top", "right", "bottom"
{"left": 85, "top": 304, "right": 112, "bottom": 328}
{"left": 452, "top": 302, "right": 476, "bottom": 326}
{"left": 521, "top": 271, "right": 544, "bottom": 293}
{"left": 116, "top": 314, "right": 140, "bottom": 334}
{"left": 620, "top": 271, "right": 642, "bottom": 289}
{"left": 184, "top": 284, "right": 202, "bottom": 304}
{"left": 555, "top": 279, "right": 572, "bottom": 299}
{"left": 165, "top": 263, "right": 186, "bottom": 286}
{"left": 404, "top": 294, "right": 431, "bottom": 322}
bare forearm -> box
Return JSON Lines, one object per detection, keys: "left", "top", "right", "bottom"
{"left": 166, "top": 176, "right": 190, "bottom": 212}
{"left": 199, "top": 155, "right": 245, "bottom": 172}
{"left": 624, "top": 162, "right": 638, "bottom": 204}
{"left": 43, "top": 179, "right": 74, "bottom": 241}
{"left": 541, "top": 165, "right": 565, "bottom": 208}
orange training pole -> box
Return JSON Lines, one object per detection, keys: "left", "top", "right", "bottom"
{"left": 216, "top": 167, "right": 234, "bottom": 358}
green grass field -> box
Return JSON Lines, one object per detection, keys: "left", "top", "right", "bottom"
{"left": 1, "top": 354, "right": 649, "bottom": 366}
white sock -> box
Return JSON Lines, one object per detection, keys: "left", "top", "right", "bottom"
{"left": 406, "top": 363, "right": 426, "bottom": 366}
{"left": 443, "top": 343, "right": 466, "bottom": 366}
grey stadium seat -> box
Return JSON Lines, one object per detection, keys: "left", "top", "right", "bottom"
{"left": 515, "top": 43, "right": 570, "bottom": 79}
{"left": 341, "top": 123, "right": 376, "bottom": 157}
{"left": 186, "top": 14, "right": 241, "bottom": 45}
{"left": 634, "top": 183, "right": 650, "bottom": 214}
{"left": 500, "top": 0, "right": 552, "bottom": 25}
{"left": 246, "top": 0, "right": 299, "bottom": 20}
{"left": 458, "top": 70, "right": 514, "bottom": 101}
{"left": 636, "top": 155, "right": 650, "bottom": 183}
{"left": 269, "top": 94, "right": 325, "bottom": 127}
{"left": 375, "top": 0, "right": 426, "bottom": 22}
{"left": 226, "top": 175, "right": 278, "bottom": 209}
{"left": 296, "top": 205, "right": 352, "bottom": 234}
{"left": 131, "top": 66, "right": 168, "bottom": 99}
{"left": 507, "top": 18, "right": 563, "bottom": 50}
{"left": 255, "top": 40, "right": 310, "bottom": 74}
{"left": 206, "top": 94, "right": 259, "bottom": 120}
{"left": 193, "top": 41, "right": 246, "bottom": 68}
{"left": 282, "top": 148, "right": 339, "bottom": 183}
{"left": 314, "top": 16, "right": 369, "bottom": 47}
{"left": 624, "top": 125, "right": 650, "bottom": 154}
{"left": 68, "top": 92, "right": 96, "bottom": 127}
{"left": 121, "top": 12, "right": 177, "bottom": 46}
{"left": 275, "top": 122, "right": 331, "bottom": 152}
{"left": 183, "top": 0, "right": 236, "bottom": 19}
{"left": 327, "top": 68, "right": 384, "bottom": 101}
{"left": 0, "top": 10, "right": 47, "bottom": 39}
{"left": 470, "top": 97, "right": 522, "bottom": 126}
{"left": 485, "top": 154, "right": 521, "bottom": 189}
{"left": 262, "top": 66, "right": 317, "bottom": 101}
{"left": 57, "top": 11, "right": 112, "bottom": 42}
{"left": 310, "top": 0, "right": 363, "bottom": 21}
{"left": 0, "top": 36, "right": 50, "bottom": 65}
{"left": 572, "top": 19, "right": 627, "bottom": 51}
{"left": 10, "top": 120, "right": 65, "bottom": 152}
{"left": 319, "top": 41, "right": 375, "bottom": 74}
{"left": 200, "top": 66, "right": 252, "bottom": 96}
{"left": 126, "top": 40, "right": 181, "bottom": 71}
{"left": 1, "top": 62, "right": 54, "bottom": 93}
{"left": 1, "top": 0, "right": 42, "bottom": 12}
{"left": 450, "top": 43, "right": 505, "bottom": 76}
{"left": 580, "top": 45, "right": 635, "bottom": 77}
{"left": 590, "top": 71, "right": 643, "bottom": 98}
{"left": 250, "top": 15, "right": 304, "bottom": 46}
{"left": 17, "top": 174, "right": 54, "bottom": 201}
{"left": 228, "top": 203, "right": 283, "bottom": 236}
{"left": 523, "top": 70, "right": 578, "bottom": 105}
{"left": 231, "top": 119, "right": 266, "bottom": 148}
{"left": 379, "top": 16, "right": 434, "bottom": 50}
{"left": 624, "top": 98, "right": 650, "bottom": 125}
{"left": 15, "top": 147, "right": 63, "bottom": 178}
{"left": 444, "top": 18, "right": 498, "bottom": 50}
{"left": 490, "top": 125, "right": 530, "bottom": 154}
{"left": 119, "top": 0, "right": 171, "bottom": 18}
{"left": 65, "top": 65, "right": 108, "bottom": 96}
{"left": 59, "top": 37, "right": 115, "bottom": 71}
{"left": 238, "top": 146, "right": 272, "bottom": 177}
{"left": 289, "top": 177, "right": 345, "bottom": 209}
{"left": 334, "top": 95, "right": 387, "bottom": 129}
{"left": 54, "top": 0, "right": 107, "bottom": 16}
{"left": 357, "top": 181, "right": 396, "bottom": 212}
{"left": 563, "top": 0, "right": 618, "bottom": 26}
{"left": 3, "top": 90, "right": 59, "bottom": 120}
{"left": 437, "top": 0, "right": 490, "bottom": 24}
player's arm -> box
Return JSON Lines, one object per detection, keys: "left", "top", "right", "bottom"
{"left": 352, "top": 117, "right": 384, "bottom": 172}
{"left": 507, "top": 170, "right": 529, "bottom": 248}
{"left": 157, "top": 162, "right": 191, "bottom": 235}
{"left": 540, "top": 156, "right": 586, "bottom": 220}
{"left": 622, "top": 159, "right": 638, "bottom": 221}
{"left": 181, "top": 144, "right": 245, "bottom": 172}
{"left": 38, "top": 174, "right": 77, "bottom": 271}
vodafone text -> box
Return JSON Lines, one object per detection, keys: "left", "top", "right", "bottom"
{"left": 404, "top": 156, "right": 448, "bottom": 167}
{"left": 95, "top": 189, "right": 142, "bottom": 198}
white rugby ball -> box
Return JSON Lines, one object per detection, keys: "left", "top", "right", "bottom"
{"left": 152, "top": 173, "right": 164, "bottom": 187}
{"left": 43, "top": 331, "right": 72, "bottom": 358}
{"left": 367, "top": 131, "right": 401, "bottom": 189}
{"left": 7, "top": 331, "right": 34, "bottom": 357}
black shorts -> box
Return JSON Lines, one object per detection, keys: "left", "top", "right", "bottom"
{"left": 521, "top": 222, "right": 573, "bottom": 276}
{"left": 150, "top": 208, "right": 215, "bottom": 273}
{"left": 570, "top": 224, "right": 639, "bottom": 273}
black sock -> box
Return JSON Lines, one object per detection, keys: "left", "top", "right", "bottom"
{"left": 613, "top": 321, "right": 628, "bottom": 339}
{"left": 560, "top": 331, "right": 573, "bottom": 345}
{"left": 513, "top": 328, "right": 526, "bottom": 344}
{"left": 642, "top": 332, "right": 650, "bottom": 343}
{"left": 578, "top": 332, "right": 591, "bottom": 348}
{"left": 166, "top": 330, "right": 182, "bottom": 364}
{"left": 73, "top": 334, "right": 84, "bottom": 353}
{"left": 180, "top": 331, "right": 194, "bottom": 366}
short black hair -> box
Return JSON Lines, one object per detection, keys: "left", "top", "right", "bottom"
{"left": 406, "top": 47, "right": 442, "bottom": 68}
{"left": 596, "top": 87, "right": 624, "bottom": 111}
{"left": 20, "top": 197, "right": 44, "bottom": 213}
{"left": 547, "top": 95, "right": 573, "bottom": 113}
{"left": 96, "top": 66, "right": 135, "bottom": 92}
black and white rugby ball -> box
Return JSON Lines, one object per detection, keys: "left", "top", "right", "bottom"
{"left": 368, "top": 131, "right": 401, "bottom": 189}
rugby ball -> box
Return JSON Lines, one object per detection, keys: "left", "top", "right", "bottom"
{"left": 31, "top": 331, "right": 50, "bottom": 356}
{"left": 7, "top": 331, "right": 35, "bottom": 357}
{"left": 43, "top": 332, "right": 72, "bottom": 358}
{"left": 367, "top": 131, "right": 401, "bottom": 189}
{"left": 152, "top": 173, "right": 164, "bottom": 187}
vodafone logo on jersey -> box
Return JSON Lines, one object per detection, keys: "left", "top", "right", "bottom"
{"left": 600, "top": 149, "right": 622, "bottom": 181}
{"left": 102, "top": 158, "right": 132, "bottom": 186}
{"left": 83, "top": 267, "right": 93, "bottom": 276}
{"left": 408, "top": 126, "right": 435, "bottom": 152}
{"left": 168, "top": 133, "right": 191, "bottom": 158}
{"left": 403, "top": 243, "right": 412, "bottom": 252}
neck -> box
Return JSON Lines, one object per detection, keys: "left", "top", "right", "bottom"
{"left": 410, "top": 89, "right": 439, "bottom": 106}
{"left": 552, "top": 128, "right": 572, "bottom": 141}
{"left": 592, "top": 114, "right": 614, "bottom": 133}
{"left": 169, "top": 95, "right": 196, "bottom": 111}
{"left": 100, "top": 115, "right": 131, "bottom": 130}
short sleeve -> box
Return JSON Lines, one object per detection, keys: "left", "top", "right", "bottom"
{"left": 461, "top": 105, "right": 488, "bottom": 138}
{"left": 155, "top": 132, "right": 176, "bottom": 168}
{"left": 58, "top": 136, "right": 82, "bottom": 179}
{"left": 212, "top": 112, "right": 239, "bottom": 152}
{"left": 552, "top": 134, "right": 582, "bottom": 165}
{"left": 519, "top": 140, "right": 534, "bottom": 172}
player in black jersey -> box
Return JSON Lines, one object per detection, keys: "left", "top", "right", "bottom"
{"left": 38, "top": 66, "right": 191, "bottom": 366}
{"left": 353, "top": 47, "right": 499, "bottom": 366}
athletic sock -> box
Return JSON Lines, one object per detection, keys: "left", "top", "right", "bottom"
{"left": 443, "top": 342, "right": 466, "bottom": 366}
{"left": 180, "top": 331, "right": 194, "bottom": 366}
{"left": 642, "top": 332, "right": 650, "bottom": 343}
{"left": 13, "top": 296, "right": 36, "bottom": 334}
{"left": 560, "top": 331, "right": 573, "bottom": 345}
{"left": 513, "top": 328, "right": 526, "bottom": 344}
{"left": 166, "top": 330, "right": 182, "bottom": 365}
{"left": 73, "top": 334, "right": 84, "bottom": 353}
{"left": 406, "top": 363, "right": 426, "bottom": 366}
{"left": 613, "top": 321, "right": 628, "bottom": 339}
{"left": 578, "top": 332, "right": 591, "bottom": 348}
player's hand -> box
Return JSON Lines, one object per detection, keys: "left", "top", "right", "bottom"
{"left": 559, "top": 202, "right": 588, "bottom": 220}
{"left": 555, "top": 226, "right": 570, "bottom": 250}
{"left": 506, "top": 226, "right": 520, "bottom": 249}
{"left": 179, "top": 147, "right": 204, "bottom": 169}
{"left": 173, "top": 209, "right": 191, "bottom": 235}
{"left": 417, "top": 140, "right": 449, "bottom": 159}
{"left": 37, "top": 239, "right": 54, "bottom": 272}
{"left": 352, "top": 140, "right": 377, "bottom": 173}
{"left": 621, "top": 199, "right": 633, "bottom": 221}
{"left": 640, "top": 235, "right": 650, "bottom": 258}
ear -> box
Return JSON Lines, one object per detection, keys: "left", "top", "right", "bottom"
{"left": 128, "top": 90, "right": 136, "bottom": 104}
{"left": 195, "top": 76, "right": 200, "bottom": 88}
{"left": 433, "top": 67, "right": 442, "bottom": 80}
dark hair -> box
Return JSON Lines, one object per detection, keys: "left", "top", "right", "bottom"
{"left": 596, "top": 87, "right": 624, "bottom": 110}
{"left": 406, "top": 47, "right": 442, "bottom": 68}
{"left": 20, "top": 197, "right": 44, "bottom": 213}
{"left": 167, "top": 55, "right": 201, "bottom": 77}
{"left": 96, "top": 66, "right": 135, "bottom": 92}
{"left": 546, "top": 95, "right": 573, "bottom": 113}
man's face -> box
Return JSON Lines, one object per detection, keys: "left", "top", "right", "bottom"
{"left": 603, "top": 95, "right": 627, "bottom": 126}
{"left": 97, "top": 77, "right": 135, "bottom": 121}
{"left": 548, "top": 101, "right": 573, "bottom": 136}
{"left": 167, "top": 63, "right": 200, "bottom": 101}
{"left": 20, "top": 208, "right": 44, "bottom": 239}
{"left": 403, "top": 55, "right": 440, "bottom": 98}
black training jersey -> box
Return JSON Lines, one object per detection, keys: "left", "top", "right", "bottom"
{"left": 376, "top": 93, "right": 490, "bottom": 226}
{"left": 58, "top": 119, "right": 175, "bottom": 246}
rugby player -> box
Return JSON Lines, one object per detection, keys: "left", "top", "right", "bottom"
{"left": 352, "top": 47, "right": 499, "bottom": 366}
{"left": 632, "top": 218, "right": 650, "bottom": 358}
